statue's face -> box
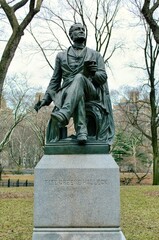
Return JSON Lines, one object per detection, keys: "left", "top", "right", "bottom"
{"left": 71, "top": 24, "right": 86, "bottom": 42}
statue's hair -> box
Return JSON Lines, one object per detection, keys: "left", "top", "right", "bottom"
{"left": 69, "top": 23, "right": 85, "bottom": 39}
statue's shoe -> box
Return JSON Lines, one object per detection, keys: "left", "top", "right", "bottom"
{"left": 77, "top": 134, "right": 87, "bottom": 145}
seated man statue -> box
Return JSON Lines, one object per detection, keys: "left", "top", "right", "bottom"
{"left": 35, "top": 23, "right": 114, "bottom": 145}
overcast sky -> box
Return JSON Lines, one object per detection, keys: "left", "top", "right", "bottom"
{"left": 1, "top": 3, "right": 145, "bottom": 92}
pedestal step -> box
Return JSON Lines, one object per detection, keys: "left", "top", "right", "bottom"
{"left": 33, "top": 227, "right": 126, "bottom": 240}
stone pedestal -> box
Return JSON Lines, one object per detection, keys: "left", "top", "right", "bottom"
{"left": 32, "top": 152, "right": 126, "bottom": 239}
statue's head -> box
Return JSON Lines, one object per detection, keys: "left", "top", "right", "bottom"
{"left": 69, "top": 23, "right": 86, "bottom": 42}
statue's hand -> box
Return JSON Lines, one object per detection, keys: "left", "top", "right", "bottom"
{"left": 34, "top": 99, "right": 47, "bottom": 112}
{"left": 88, "top": 62, "right": 97, "bottom": 75}
{"left": 83, "top": 60, "right": 97, "bottom": 77}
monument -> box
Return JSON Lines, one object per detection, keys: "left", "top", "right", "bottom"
{"left": 33, "top": 23, "right": 126, "bottom": 240}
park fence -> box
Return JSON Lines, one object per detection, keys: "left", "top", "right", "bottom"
{"left": 0, "top": 179, "right": 34, "bottom": 187}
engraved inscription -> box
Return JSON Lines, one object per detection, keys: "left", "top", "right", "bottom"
{"left": 44, "top": 179, "right": 107, "bottom": 186}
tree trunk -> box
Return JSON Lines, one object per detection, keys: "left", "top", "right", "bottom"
{"left": 151, "top": 116, "right": 159, "bottom": 185}
{"left": 153, "top": 154, "right": 159, "bottom": 185}
{"left": 150, "top": 81, "right": 159, "bottom": 185}
{"left": 0, "top": 28, "right": 22, "bottom": 106}
{"left": 142, "top": 1, "right": 159, "bottom": 44}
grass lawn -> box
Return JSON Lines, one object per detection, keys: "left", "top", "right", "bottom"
{"left": 0, "top": 184, "right": 159, "bottom": 240}
{"left": 121, "top": 185, "right": 159, "bottom": 239}
{"left": 0, "top": 187, "right": 33, "bottom": 240}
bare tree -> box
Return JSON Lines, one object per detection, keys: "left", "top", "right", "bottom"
{"left": 120, "top": 1, "right": 159, "bottom": 185}
{"left": 115, "top": 36, "right": 159, "bottom": 185}
{"left": 112, "top": 87, "right": 153, "bottom": 183}
{"left": 85, "top": 0, "right": 122, "bottom": 62}
{"left": 0, "top": 0, "right": 43, "bottom": 106}
{"left": 7, "top": 120, "right": 44, "bottom": 170}
{"left": 26, "top": 93, "right": 53, "bottom": 148}
{"left": 1, "top": 89, "right": 51, "bottom": 170}
{"left": 29, "top": 0, "right": 123, "bottom": 68}
{"left": 0, "top": 75, "right": 35, "bottom": 153}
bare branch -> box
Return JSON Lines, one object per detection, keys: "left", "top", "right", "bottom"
{"left": 0, "top": 0, "right": 19, "bottom": 30}
{"left": 28, "top": 27, "right": 54, "bottom": 70}
{"left": 12, "top": 0, "right": 29, "bottom": 12}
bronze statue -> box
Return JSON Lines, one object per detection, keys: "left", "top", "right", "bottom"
{"left": 35, "top": 23, "right": 114, "bottom": 145}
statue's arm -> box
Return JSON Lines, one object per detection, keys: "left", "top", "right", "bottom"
{"left": 34, "top": 54, "right": 62, "bottom": 112}
{"left": 92, "top": 53, "right": 107, "bottom": 87}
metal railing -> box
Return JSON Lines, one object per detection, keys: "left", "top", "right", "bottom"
{"left": 0, "top": 179, "right": 34, "bottom": 187}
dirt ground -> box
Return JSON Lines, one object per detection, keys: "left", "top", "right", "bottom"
{"left": 1, "top": 172, "right": 153, "bottom": 185}
{"left": 1, "top": 174, "right": 34, "bottom": 181}
{"left": 120, "top": 172, "right": 153, "bottom": 185}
